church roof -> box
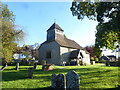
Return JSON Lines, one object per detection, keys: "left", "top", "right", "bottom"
{"left": 41, "top": 37, "right": 83, "bottom": 49}
{"left": 47, "top": 23, "right": 63, "bottom": 31}
{"left": 69, "top": 49, "right": 80, "bottom": 59}
{"left": 56, "top": 37, "right": 82, "bottom": 49}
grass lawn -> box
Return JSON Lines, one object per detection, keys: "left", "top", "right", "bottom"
{"left": 1, "top": 63, "right": 120, "bottom": 89}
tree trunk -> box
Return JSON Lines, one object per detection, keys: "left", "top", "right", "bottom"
{"left": 0, "top": 63, "right": 7, "bottom": 71}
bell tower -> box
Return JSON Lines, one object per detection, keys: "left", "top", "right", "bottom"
{"left": 47, "top": 23, "right": 64, "bottom": 41}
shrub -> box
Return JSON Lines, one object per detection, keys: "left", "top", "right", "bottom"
{"left": 95, "top": 58, "right": 99, "bottom": 62}
{"left": 90, "top": 57, "right": 94, "bottom": 61}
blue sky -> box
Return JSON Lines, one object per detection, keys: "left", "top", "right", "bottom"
{"left": 4, "top": 2, "right": 98, "bottom": 47}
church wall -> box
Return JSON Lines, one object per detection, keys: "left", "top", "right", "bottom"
{"left": 38, "top": 41, "right": 61, "bottom": 65}
{"left": 81, "top": 50, "right": 90, "bottom": 65}
{"left": 47, "top": 30, "right": 55, "bottom": 41}
{"left": 60, "top": 47, "right": 77, "bottom": 64}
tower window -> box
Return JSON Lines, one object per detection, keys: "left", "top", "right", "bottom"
{"left": 46, "top": 51, "right": 51, "bottom": 59}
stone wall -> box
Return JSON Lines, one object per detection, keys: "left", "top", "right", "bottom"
{"left": 81, "top": 50, "right": 90, "bottom": 65}
{"left": 38, "top": 41, "right": 61, "bottom": 65}
{"left": 60, "top": 47, "right": 77, "bottom": 64}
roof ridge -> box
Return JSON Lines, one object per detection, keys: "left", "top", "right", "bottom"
{"left": 47, "top": 23, "right": 63, "bottom": 31}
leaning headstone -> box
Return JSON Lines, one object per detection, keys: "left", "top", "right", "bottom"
{"left": 33, "top": 62, "right": 37, "bottom": 69}
{"left": 28, "top": 67, "right": 33, "bottom": 78}
{"left": 51, "top": 74, "right": 66, "bottom": 89}
{"left": 15, "top": 62, "right": 19, "bottom": 70}
{"left": 66, "top": 70, "right": 80, "bottom": 90}
{"left": 42, "top": 64, "right": 54, "bottom": 71}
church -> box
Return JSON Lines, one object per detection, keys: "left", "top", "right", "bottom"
{"left": 38, "top": 23, "right": 90, "bottom": 65}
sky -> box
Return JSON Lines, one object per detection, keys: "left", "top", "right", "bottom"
{"left": 4, "top": 2, "right": 98, "bottom": 47}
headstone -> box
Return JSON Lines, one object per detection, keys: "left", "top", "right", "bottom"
{"left": 66, "top": 70, "right": 80, "bottom": 90}
{"left": 33, "top": 62, "right": 37, "bottom": 69}
{"left": 42, "top": 64, "right": 54, "bottom": 71}
{"left": 106, "top": 61, "right": 110, "bottom": 66}
{"left": 51, "top": 74, "right": 66, "bottom": 89}
{"left": 91, "top": 61, "right": 95, "bottom": 65}
{"left": 15, "top": 62, "right": 19, "bottom": 70}
{"left": 51, "top": 74, "right": 57, "bottom": 88}
{"left": 42, "top": 60, "right": 46, "bottom": 65}
{"left": 28, "top": 67, "right": 33, "bottom": 78}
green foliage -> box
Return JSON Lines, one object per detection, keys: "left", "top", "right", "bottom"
{"left": 70, "top": 1, "right": 120, "bottom": 50}
{"left": 99, "top": 59, "right": 105, "bottom": 63}
{"left": 90, "top": 57, "right": 94, "bottom": 61}
{"left": 94, "top": 44, "right": 102, "bottom": 58}
{"left": 1, "top": 4, "right": 24, "bottom": 64}
{"left": 2, "top": 64, "right": 119, "bottom": 89}
{"left": 95, "top": 58, "right": 98, "bottom": 62}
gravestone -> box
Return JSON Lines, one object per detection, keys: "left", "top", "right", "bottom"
{"left": 28, "top": 67, "right": 33, "bottom": 78}
{"left": 42, "top": 64, "right": 54, "bottom": 71}
{"left": 51, "top": 74, "right": 57, "bottom": 88}
{"left": 33, "top": 62, "right": 37, "bottom": 69}
{"left": 51, "top": 74, "right": 66, "bottom": 89}
{"left": 91, "top": 61, "right": 95, "bottom": 65}
{"left": 15, "top": 62, "right": 19, "bottom": 70}
{"left": 66, "top": 70, "right": 80, "bottom": 90}
{"left": 42, "top": 60, "right": 46, "bottom": 65}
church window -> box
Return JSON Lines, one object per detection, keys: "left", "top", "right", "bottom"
{"left": 46, "top": 51, "right": 51, "bottom": 59}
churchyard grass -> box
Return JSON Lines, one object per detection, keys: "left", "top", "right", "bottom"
{"left": 1, "top": 63, "right": 119, "bottom": 89}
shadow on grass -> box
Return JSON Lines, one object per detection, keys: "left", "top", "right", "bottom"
{"left": 2, "top": 66, "right": 116, "bottom": 81}
{"left": 2, "top": 86, "right": 120, "bottom": 90}
{"left": 2, "top": 65, "right": 119, "bottom": 90}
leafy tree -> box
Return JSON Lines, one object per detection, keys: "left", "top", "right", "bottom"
{"left": 70, "top": 1, "right": 120, "bottom": 50}
{"left": 85, "top": 45, "right": 102, "bottom": 58}
{"left": 1, "top": 4, "right": 24, "bottom": 68}
{"left": 85, "top": 46, "right": 94, "bottom": 57}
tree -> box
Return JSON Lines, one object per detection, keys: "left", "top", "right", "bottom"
{"left": 85, "top": 45, "right": 102, "bottom": 58}
{"left": 1, "top": 4, "right": 24, "bottom": 68}
{"left": 70, "top": 1, "right": 120, "bottom": 50}
{"left": 85, "top": 46, "right": 94, "bottom": 57}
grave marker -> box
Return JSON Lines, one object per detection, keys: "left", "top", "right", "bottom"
{"left": 66, "top": 70, "right": 80, "bottom": 90}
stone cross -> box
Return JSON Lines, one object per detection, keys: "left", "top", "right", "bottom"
{"left": 51, "top": 74, "right": 66, "bottom": 89}
{"left": 66, "top": 70, "right": 80, "bottom": 90}
{"left": 28, "top": 67, "right": 33, "bottom": 78}
{"left": 15, "top": 62, "right": 19, "bottom": 70}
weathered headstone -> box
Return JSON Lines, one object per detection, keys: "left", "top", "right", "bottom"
{"left": 51, "top": 74, "right": 57, "bottom": 88}
{"left": 28, "top": 67, "right": 33, "bottom": 78}
{"left": 91, "top": 61, "right": 95, "bottom": 65}
{"left": 33, "top": 62, "right": 37, "bottom": 69}
{"left": 66, "top": 70, "right": 80, "bottom": 90}
{"left": 51, "top": 74, "right": 66, "bottom": 89}
{"left": 105, "top": 61, "right": 110, "bottom": 66}
{"left": 42, "top": 60, "right": 46, "bottom": 65}
{"left": 42, "top": 64, "right": 54, "bottom": 71}
{"left": 15, "top": 62, "right": 19, "bottom": 70}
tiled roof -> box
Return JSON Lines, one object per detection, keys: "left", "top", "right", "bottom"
{"left": 56, "top": 37, "right": 83, "bottom": 49}
{"left": 41, "top": 37, "right": 83, "bottom": 49}
{"left": 69, "top": 49, "right": 80, "bottom": 59}
{"left": 47, "top": 23, "right": 63, "bottom": 31}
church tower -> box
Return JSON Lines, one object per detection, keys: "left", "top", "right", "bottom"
{"left": 47, "top": 23, "right": 64, "bottom": 41}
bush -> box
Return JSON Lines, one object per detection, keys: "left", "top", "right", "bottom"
{"left": 90, "top": 57, "right": 94, "bottom": 61}
{"left": 95, "top": 58, "right": 99, "bottom": 62}
{"left": 99, "top": 59, "right": 105, "bottom": 63}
